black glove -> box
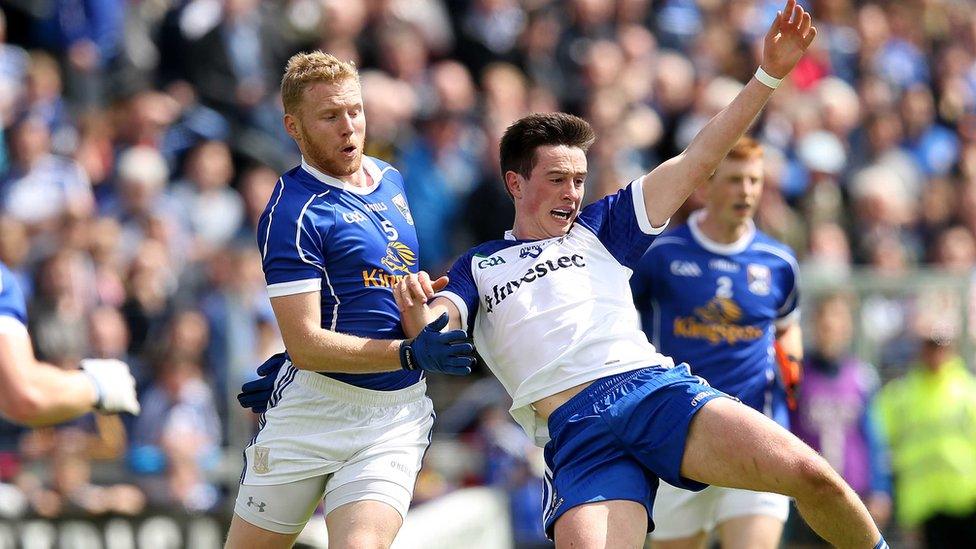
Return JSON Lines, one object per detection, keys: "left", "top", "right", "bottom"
{"left": 400, "top": 313, "right": 475, "bottom": 375}
{"left": 238, "top": 352, "right": 287, "bottom": 414}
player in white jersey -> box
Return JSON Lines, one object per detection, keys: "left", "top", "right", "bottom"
{"left": 633, "top": 137, "right": 803, "bottom": 548}
{"left": 395, "top": 3, "right": 887, "bottom": 548}
{"left": 0, "top": 260, "right": 140, "bottom": 425}
{"left": 224, "top": 52, "right": 475, "bottom": 549}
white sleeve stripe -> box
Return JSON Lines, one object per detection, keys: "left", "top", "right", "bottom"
{"left": 778, "top": 287, "right": 799, "bottom": 316}
{"left": 647, "top": 235, "right": 687, "bottom": 251}
{"left": 750, "top": 243, "right": 800, "bottom": 316}
{"left": 267, "top": 279, "right": 321, "bottom": 298}
{"left": 295, "top": 192, "right": 339, "bottom": 329}
{"left": 323, "top": 268, "right": 339, "bottom": 330}
{"left": 630, "top": 178, "right": 669, "bottom": 235}
{"left": 294, "top": 193, "right": 327, "bottom": 271}
{"left": 0, "top": 315, "right": 27, "bottom": 335}
{"left": 261, "top": 178, "right": 285, "bottom": 260}
{"left": 751, "top": 243, "right": 800, "bottom": 273}
{"left": 434, "top": 291, "right": 470, "bottom": 333}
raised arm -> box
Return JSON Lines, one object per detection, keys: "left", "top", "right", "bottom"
{"left": 641, "top": 0, "right": 816, "bottom": 227}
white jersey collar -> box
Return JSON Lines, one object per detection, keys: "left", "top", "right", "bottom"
{"left": 301, "top": 156, "right": 383, "bottom": 195}
{"left": 688, "top": 209, "right": 755, "bottom": 256}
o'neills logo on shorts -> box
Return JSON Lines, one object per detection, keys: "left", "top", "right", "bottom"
{"left": 482, "top": 254, "right": 585, "bottom": 312}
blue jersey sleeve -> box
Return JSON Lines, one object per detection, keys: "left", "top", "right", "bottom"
{"left": 436, "top": 250, "right": 480, "bottom": 333}
{"left": 576, "top": 179, "right": 668, "bottom": 269}
{"left": 631, "top": 245, "right": 662, "bottom": 339}
{"left": 775, "top": 248, "right": 800, "bottom": 323}
{"left": 0, "top": 263, "right": 27, "bottom": 325}
{"left": 257, "top": 186, "right": 333, "bottom": 297}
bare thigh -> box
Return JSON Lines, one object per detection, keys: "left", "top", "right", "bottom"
{"left": 554, "top": 499, "right": 648, "bottom": 549}
{"left": 679, "top": 397, "right": 817, "bottom": 495}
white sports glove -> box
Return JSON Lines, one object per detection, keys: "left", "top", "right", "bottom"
{"left": 80, "top": 359, "right": 141, "bottom": 415}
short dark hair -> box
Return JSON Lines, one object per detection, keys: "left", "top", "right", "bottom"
{"left": 499, "top": 113, "right": 596, "bottom": 199}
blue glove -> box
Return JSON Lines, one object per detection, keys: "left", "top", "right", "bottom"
{"left": 400, "top": 313, "right": 475, "bottom": 375}
{"left": 238, "top": 352, "right": 288, "bottom": 414}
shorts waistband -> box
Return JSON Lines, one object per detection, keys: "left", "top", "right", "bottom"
{"left": 293, "top": 368, "right": 427, "bottom": 406}
{"left": 549, "top": 367, "right": 654, "bottom": 429}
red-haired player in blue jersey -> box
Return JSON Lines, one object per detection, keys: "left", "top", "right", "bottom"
{"left": 632, "top": 137, "right": 803, "bottom": 549}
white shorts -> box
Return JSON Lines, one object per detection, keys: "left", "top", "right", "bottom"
{"left": 235, "top": 364, "right": 434, "bottom": 534}
{"left": 650, "top": 481, "right": 790, "bottom": 540}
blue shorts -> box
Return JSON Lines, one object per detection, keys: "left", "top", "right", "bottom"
{"left": 542, "top": 364, "right": 731, "bottom": 538}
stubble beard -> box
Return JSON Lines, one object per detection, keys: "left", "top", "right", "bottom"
{"left": 302, "top": 134, "right": 362, "bottom": 178}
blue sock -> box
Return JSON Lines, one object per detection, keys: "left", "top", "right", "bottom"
{"left": 873, "top": 537, "right": 888, "bottom": 549}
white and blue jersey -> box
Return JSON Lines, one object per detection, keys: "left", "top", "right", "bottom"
{"left": 0, "top": 261, "right": 27, "bottom": 328}
{"left": 631, "top": 210, "right": 799, "bottom": 424}
{"left": 257, "top": 157, "right": 422, "bottom": 390}
{"left": 435, "top": 179, "right": 674, "bottom": 444}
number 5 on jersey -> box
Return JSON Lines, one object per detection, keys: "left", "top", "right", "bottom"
{"left": 382, "top": 220, "right": 399, "bottom": 241}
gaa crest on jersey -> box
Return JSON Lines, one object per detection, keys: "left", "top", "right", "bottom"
{"left": 391, "top": 194, "right": 414, "bottom": 225}
{"left": 381, "top": 241, "right": 417, "bottom": 274}
{"left": 476, "top": 254, "right": 506, "bottom": 269}
{"left": 747, "top": 263, "right": 771, "bottom": 295}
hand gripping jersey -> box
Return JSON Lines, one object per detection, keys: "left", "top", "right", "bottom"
{"left": 631, "top": 210, "right": 799, "bottom": 422}
{"left": 257, "top": 157, "right": 422, "bottom": 390}
{"left": 0, "top": 261, "right": 28, "bottom": 330}
{"left": 437, "top": 180, "right": 674, "bottom": 444}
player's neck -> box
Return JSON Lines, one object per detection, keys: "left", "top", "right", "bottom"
{"left": 305, "top": 158, "right": 371, "bottom": 188}
{"left": 697, "top": 211, "right": 749, "bottom": 245}
{"left": 510, "top": 218, "right": 561, "bottom": 241}
{"left": 342, "top": 169, "right": 371, "bottom": 188}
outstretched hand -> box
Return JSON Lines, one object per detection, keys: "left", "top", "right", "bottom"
{"left": 394, "top": 271, "right": 448, "bottom": 310}
{"left": 394, "top": 271, "right": 448, "bottom": 337}
{"left": 761, "top": 0, "right": 818, "bottom": 79}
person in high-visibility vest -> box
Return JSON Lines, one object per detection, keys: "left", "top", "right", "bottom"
{"left": 875, "top": 324, "right": 976, "bottom": 547}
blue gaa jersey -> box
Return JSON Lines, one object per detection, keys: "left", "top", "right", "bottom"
{"left": 435, "top": 179, "right": 675, "bottom": 444}
{"left": 631, "top": 210, "right": 799, "bottom": 425}
{"left": 258, "top": 157, "right": 422, "bottom": 390}
{"left": 0, "top": 261, "right": 28, "bottom": 327}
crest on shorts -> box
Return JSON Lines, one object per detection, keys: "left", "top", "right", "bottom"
{"left": 253, "top": 446, "right": 271, "bottom": 474}
{"left": 392, "top": 194, "right": 414, "bottom": 225}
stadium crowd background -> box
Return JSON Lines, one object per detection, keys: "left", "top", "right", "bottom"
{"left": 0, "top": 0, "right": 974, "bottom": 547}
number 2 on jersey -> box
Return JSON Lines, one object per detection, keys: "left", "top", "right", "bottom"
{"left": 716, "top": 276, "right": 733, "bottom": 299}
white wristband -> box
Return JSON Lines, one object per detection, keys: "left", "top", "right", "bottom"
{"left": 754, "top": 66, "right": 783, "bottom": 89}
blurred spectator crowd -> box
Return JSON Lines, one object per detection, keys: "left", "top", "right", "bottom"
{"left": 0, "top": 0, "right": 975, "bottom": 545}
